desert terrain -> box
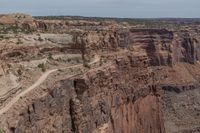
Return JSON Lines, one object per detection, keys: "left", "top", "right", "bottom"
{"left": 0, "top": 13, "right": 199, "bottom": 133}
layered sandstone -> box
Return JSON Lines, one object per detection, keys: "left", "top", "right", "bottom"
{"left": 0, "top": 15, "right": 200, "bottom": 133}
{"left": 0, "top": 53, "right": 165, "bottom": 133}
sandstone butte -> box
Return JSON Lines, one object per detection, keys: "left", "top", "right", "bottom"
{"left": 0, "top": 14, "right": 199, "bottom": 133}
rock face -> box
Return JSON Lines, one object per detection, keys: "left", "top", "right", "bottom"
{"left": 9, "top": 80, "right": 75, "bottom": 133}
{"left": 73, "top": 28, "right": 200, "bottom": 66}
{"left": 0, "top": 16, "right": 16, "bottom": 25}
{"left": 128, "top": 29, "right": 200, "bottom": 66}
{"left": 0, "top": 13, "right": 33, "bottom": 25}
{"left": 71, "top": 54, "right": 164, "bottom": 133}
{"left": 0, "top": 53, "right": 165, "bottom": 133}
{"left": 0, "top": 16, "right": 200, "bottom": 133}
{"left": 2, "top": 14, "right": 200, "bottom": 67}
{"left": 128, "top": 29, "right": 174, "bottom": 66}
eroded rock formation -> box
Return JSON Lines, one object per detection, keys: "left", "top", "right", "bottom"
{"left": 2, "top": 54, "right": 165, "bottom": 133}
{"left": 0, "top": 15, "right": 200, "bottom": 133}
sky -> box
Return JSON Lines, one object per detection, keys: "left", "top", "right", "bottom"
{"left": 0, "top": 0, "right": 200, "bottom": 18}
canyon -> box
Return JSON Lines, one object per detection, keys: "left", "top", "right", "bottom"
{"left": 0, "top": 14, "right": 199, "bottom": 133}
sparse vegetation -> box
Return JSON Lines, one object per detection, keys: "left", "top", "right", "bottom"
{"left": 99, "top": 57, "right": 103, "bottom": 66}
{"left": 16, "top": 38, "right": 23, "bottom": 44}
{"left": 67, "top": 58, "right": 71, "bottom": 62}
{"left": 0, "top": 128, "right": 4, "bottom": 133}
{"left": 0, "top": 25, "right": 33, "bottom": 34}
{"left": 24, "top": 29, "right": 34, "bottom": 34}
{"left": 83, "top": 62, "right": 91, "bottom": 68}
{"left": 38, "top": 36, "right": 44, "bottom": 42}
{"left": 38, "top": 63, "right": 46, "bottom": 72}
{"left": 17, "top": 69, "right": 22, "bottom": 76}
{"left": 7, "top": 63, "right": 11, "bottom": 68}
{"left": 48, "top": 53, "right": 53, "bottom": 60}
{"left": 69, "top": 68, "right": 73, "bottom": 72}
{"left": 56, "top": 58, "right": 62, "bottom": 62}
{"left": 0, "top": 35, "right": 4, "bottom": 39}
{"left": 58, "top": 69, "right": 63, "bottom": 72}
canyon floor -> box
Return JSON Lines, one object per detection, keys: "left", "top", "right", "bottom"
{"left": 0, "top": 13, "right": 199, "bottom": 133}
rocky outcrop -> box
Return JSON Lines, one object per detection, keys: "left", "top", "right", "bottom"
{"left": 0, "top": 16, "right": 16, "bottom": 25}
{"left": 122, "top": 28, "right": 200, "bottom": 66}
{"left": 179, "top": 32, "right": 199, "bottom": 63}
{"left": 70, "top": 54, "right": 164, "bottom": 133}
{"left": 0, "top": 13, "right": 33, "bottom": 26}
{"left": 69, "top": 28, "right": 200, "bottom": 66}
{"left": 5, "top": 16, "right": 199, "bottom": 66}
{"left": 0, "top": 54, "right": 164, "bottom": 133}
{"left": 128, "top": 29, "right": 174, "bottom": 66}
{"left": 5, "top": 80, "right": 75, "bottom": 133}
{"left": 1, "top": 15, "right": 200, "bottom": 133}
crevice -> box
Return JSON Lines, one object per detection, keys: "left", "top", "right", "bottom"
{"left": 110, "top": 111, "right": 116, "bottom": 133}
{"left": 10, "top": 127, "right": 15, "bottom": 133}
{"left": 69, "top": 99, "right": 76, "bottom": 133}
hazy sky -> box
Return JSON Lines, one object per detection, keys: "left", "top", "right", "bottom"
{"left": 0, "top": 0, "right": 199, "bottom": 18}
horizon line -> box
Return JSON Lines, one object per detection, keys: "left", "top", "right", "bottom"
{"left": 1, "top": 12, "right": 200, "bottom": 20}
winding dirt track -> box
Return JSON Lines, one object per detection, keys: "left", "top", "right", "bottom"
{"left": 0, "top": 57, "right": 99, "bottom": 115}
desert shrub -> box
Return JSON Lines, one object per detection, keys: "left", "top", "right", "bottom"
{"left": 38, "top": 63, "right": 46, "bottom": 72}
{"left": 58, "top": 69, "right": 63, "bottom": 72}
{"left": 67, "top": 58, "right": 71, "bottom": 62}
{"left": 69, "top": 68, "right": 73, "bottom": 72}
{"left": 0, "top": 128, "right": 4, "bottom": 133}
{"left": 0, "top": 35, "right": 4, "bottom": 39}
{"left": 48, "top": 53, "right": 53, "bottom": 60}
{"left": 38, "top": 37, "right": 44, "bottom": 42}
{"left": 7, "top": 63, "right": 11, "bottom": 68}
{"left": 99, "top": 57, "right": 103, "bottom": 66}
{"left": 83, "top": 62, "right": 90, "bottom": 68}
{"left": 16, "top": 38, "right": 23, "bottom": 44}
{"left": 42, "top": 67, "right": 46, "bottom": 72}
{"left": 17, "top": 69, "right": 22, "bottom": 76}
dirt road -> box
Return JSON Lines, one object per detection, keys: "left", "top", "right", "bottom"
{"left": 0, "top": 57, "right": 99, "bottom": 115}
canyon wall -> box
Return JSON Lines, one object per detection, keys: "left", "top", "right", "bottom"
{"left": 0, "top": 16, "right": 200, "bottom": 133}
{"left": 71, "top": 27, "right": 200, "bottom": 66}
{"left": 1, "top": 53, "right": 165, "bottom": 133}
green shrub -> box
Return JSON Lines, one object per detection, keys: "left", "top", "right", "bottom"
{"left": 0, "top": 128, "right": 4, "bottom": 133}
{"left": 48, "top": 53, "right": 53, "bottom": 60}
{"left": 38, "top": 63, "right": 46, "bottom": 72}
